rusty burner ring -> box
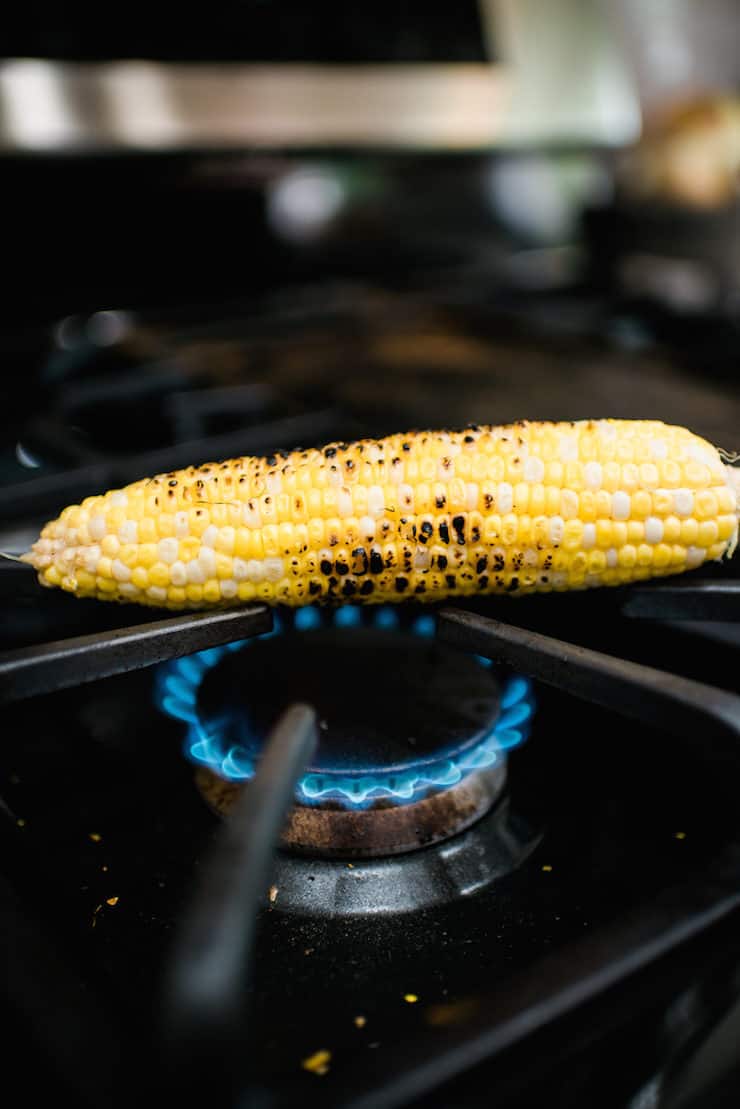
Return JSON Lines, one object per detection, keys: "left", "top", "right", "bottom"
{"left": 195, "top": 758, "right": 508, "bottom": 858}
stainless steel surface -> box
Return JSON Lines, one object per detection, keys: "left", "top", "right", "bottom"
{"left": 0, "top": 41, "right": 641, "bottom": 153}
{"left": 0, "top": 61, "right": 510, "bottom": 151}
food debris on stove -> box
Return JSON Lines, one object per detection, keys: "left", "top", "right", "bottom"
{"left": 404, "top": 993, "right": 419, "bottom": 1004}
{"left": 301, "top": 1049, "right": 332, "bottom": 1076}
{"left": 425, "top": 999, "right": 481, "bottom": 1026}
{"left": 88, "top": 832, "right": 102, "bottom": 842}
{"left": 268, "top": 884, "right": 278, "bottom": 903}
{"left": 353, "top": 1016, "right": 367, "bottom": 1029}
{"left": 22, "top": 420, "right": 739, "bottom": 609}
{"left": 542, "top": 864, "right": 553, "bottom": 872}
{"left": 106, "top": 896, "right": 119, "bottom": 906}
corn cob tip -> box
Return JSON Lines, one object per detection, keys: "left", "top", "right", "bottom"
{"left": 724, "top": 465, "right": 740, "bottom": 558}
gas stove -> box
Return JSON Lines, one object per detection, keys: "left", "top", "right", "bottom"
{"left": 2, "top": 285, "right": 740, "bottom": 1109}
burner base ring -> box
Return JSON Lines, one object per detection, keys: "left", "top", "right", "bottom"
{"left": 195, "top": 759, "right": 507, "bottom": 858}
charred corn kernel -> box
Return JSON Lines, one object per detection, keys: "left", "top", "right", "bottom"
{"left": 23, "top": 421, "right": 739, "bottom": 610}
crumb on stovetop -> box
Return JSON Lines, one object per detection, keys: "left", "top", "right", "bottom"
{"left": 302, "top": 1049, "right": 332, "bottom": 1076}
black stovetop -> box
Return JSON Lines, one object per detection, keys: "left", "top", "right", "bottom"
{"left": 3, "top": 584, "right": 740, "bottom": 1109}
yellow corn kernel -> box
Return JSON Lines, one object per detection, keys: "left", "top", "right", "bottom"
{"left": 698, "top": 521, "right": 719, "bottom": 547}
{"left": 695, "top": 491, "right": 718, "bottom": 519}
{"left": 101, "top": 535, "right": 120, "bottom": 558}
{"left": 75, "top": 570, "right": 96, "bottom": 591}
{"left": 718, "top": 515, "right": 737, "bottom": 542}
{"left": 595, "top": 520, "right": 613, "bottom": 548}
{"left": 563, "top": 520, "right": 584, "bottom": 550}
{"left": 631, "top": 491, "right": 652, "bottom": 519}
{"left": 131, "top": 567, "right": 149, "bottom": 589}
{"left": 148, "top": 563, "right": 170, "bottom": 588}
{"left": 652, "top": 490, "right": 674, "bottom": 514}
{"left": 203, "top": 581, "right": 221, "bottom": 604}
{"left": 618, "top": 545, "right": 638, "bottom": 568}
{"left": 653, "top": 544, "right": 673, "bottom": 568}
{"left": 680, "top": 519, "right": 699, "bottom": 546}
{"left": 587, "top": 550, "right": 607, "bottom": 573}
{"left": 96, "top": 557, "right": 113, "bottom": 579}
{"left": 663, "top": 516, "right": 682, "bottom": 542}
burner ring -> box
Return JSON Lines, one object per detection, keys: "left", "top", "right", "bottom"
{"left": 196, "top": 758, "right": 507, "bottom": 857}
{"left": 157, "top": 606, "right": 534, "bottom": 856}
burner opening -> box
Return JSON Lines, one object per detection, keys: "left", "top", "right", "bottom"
{"left": 157, "top": 607, "right": 534, "bottom": 857}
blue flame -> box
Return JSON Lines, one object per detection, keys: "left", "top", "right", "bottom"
{"left": 156, "top": 606, "right": 534, "bottom": 807}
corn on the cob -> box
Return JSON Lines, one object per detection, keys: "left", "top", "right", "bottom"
{"left": 23, "top": 420, "right": 739, "bottom": 610}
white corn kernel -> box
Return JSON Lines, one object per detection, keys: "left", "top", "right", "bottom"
{"left": 524, "top": 457, "right": 545, "bottom": 483}
{"left": 111, "top": 559, "right": 131, "bottom": 582}
{"left": 584, "top": 462, "right": 603, "bottom": 490}
{"left": 170, "top": 561, "right": 187, "bottom": 586}
{"left": 158, "top": 538, "right": 179, "bottom": 564}
{"left": 612, "top": 492, "right": 630, "bottom": 520}
{"left": 673, "top": 490, "right": 694, "bottom": 516}
{"left": 497, "top": 483, "right": 513, "bottom": 514}
{"left": 644, "top": 517, "right": 664, "bottom": 544}
{"left": 89, "top": 516, "right": 106, "bottom": 540}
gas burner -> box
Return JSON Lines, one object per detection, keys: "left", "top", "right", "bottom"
{"left": 265, "top": 797, "right": 542, "bottom": 916}
{"left": 156, "top": 607, "right": 534, "bottom": 858}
